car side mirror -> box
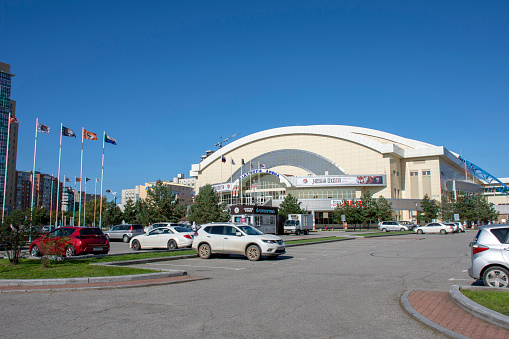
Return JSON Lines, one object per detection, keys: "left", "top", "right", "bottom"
{"left": 236, "top": 232, "right": 242, "bottom": 237}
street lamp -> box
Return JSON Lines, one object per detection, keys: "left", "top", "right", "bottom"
{"left": 106, "top": 190, "right": 117, "bottom": 205}
{"left": 414, "top": 201, "right": 418, "bottom": 223}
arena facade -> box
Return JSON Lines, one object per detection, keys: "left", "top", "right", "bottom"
{"left": 189, "top": 125, "right": 492, "bottom": 226}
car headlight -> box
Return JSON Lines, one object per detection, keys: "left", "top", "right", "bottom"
{"left": 261, "top": 239, "right": 277, "bottom": 244}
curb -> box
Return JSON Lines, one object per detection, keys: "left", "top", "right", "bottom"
{"left": 0, "top": 276, "right": 207, "bottom": 294}
{"left": 400, "top": 290, "right": 469, "bottom": 339}
{"left": 359, "top": 233, "right": 418, "bottom": 238}
{"left": 0, "top": 270, "right": 186, "bottom": 286}
{"left": 449, "top": 285, "right": 509, "bottom": 330}
{"left": 90, "top": 254, "right": 198, "bottom": 266}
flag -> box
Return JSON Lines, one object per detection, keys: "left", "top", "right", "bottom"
{"left": 37, "top": 122, "right": 50, "bottom": 134}
{"left": 259, "top": 163, "right": 265, "bottom": 169}
{"left": 66, "top": 178, "right": 72, "bottom": 182}
{"left": 250, "top": 162, "right": 253, "bottom": 169}
{"left": 75, "top": 177, "right": 81, "bottom": 182}
{"left": 62, "top": 126, "right": 76, "bottom": 138}
{"left": 83, "top": 129, "right": 97, "bottom": 140}
{"left": 231, "top": 158, "right": 235, "bottom": 165}
{"left": 105, "top": 133, "right": 117, "bottom": 145}
{"left": 221, "top": 156, "right": 226, "bottom": 163}
{"left": 10, "top": 116, "right": 19, "bottom": 123}
{"left": 86, "top": 178, "right": 91, "bottom": 182}
{"left": 241, "top": 159, "right": 245, "bottom": 165}
{"left": 95, "top": 178, "right": 100, "bottom": 182}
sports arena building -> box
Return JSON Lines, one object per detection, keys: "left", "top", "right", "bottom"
{"left": 189, "top": 125, "right": 507, "bottom": 226}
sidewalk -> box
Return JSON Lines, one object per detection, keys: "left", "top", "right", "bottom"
{"left": 402, "top": 289, "right": 509, "bottom": 339}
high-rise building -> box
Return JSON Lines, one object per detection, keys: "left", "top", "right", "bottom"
{"left": 16, "top": 171, "right": 61, "bottom": 212}
{"left": 0, "top": 62, "right": 18, "bottom": 214}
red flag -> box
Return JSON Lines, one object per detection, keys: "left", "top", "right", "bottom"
{"left": 75, "top": 177, "right": 81, "bottom": 182}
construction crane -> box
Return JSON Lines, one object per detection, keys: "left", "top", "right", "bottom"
{"left": 215, "top": 132, "right": 240, "bottom": 149}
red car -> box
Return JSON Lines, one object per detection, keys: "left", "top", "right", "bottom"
{"left": 29, "top": 227, "right": 110, "bottom": 257}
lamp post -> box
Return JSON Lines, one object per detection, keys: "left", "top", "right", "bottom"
{"left": 106, "top": 190, "right": 117, "bottom": 205}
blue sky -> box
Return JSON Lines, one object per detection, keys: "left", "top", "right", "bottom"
{"left": 1, "top": 1, "right": 508, "bottom": 197}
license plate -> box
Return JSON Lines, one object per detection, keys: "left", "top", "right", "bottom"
{"left": 93, "top": 247, "right": 103, "bottom": 251}
{"left": 277, "top": 246, "right": 285, "bottom": 250}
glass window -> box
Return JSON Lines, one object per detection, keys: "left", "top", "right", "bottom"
{"left": 209, "top": 226, "right": 225, "bottom": 235}
{"left": 224, "top": 226, "right": 237, "bottom": 236}
{"left": 491, "top": 228, "right": 509, "bottom": 244}
{"left": 410, "top": 171, "right": 418, "bottom": 176}
{"left": 422, "top": 171, "right": 431, "bottom": 176}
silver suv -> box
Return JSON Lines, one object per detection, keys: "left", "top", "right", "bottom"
{"left": 468, "top": 224, "right": 509, "bottom": 288}
{"left": 192, "top": 223, "right": 286, "bottom": 261}
{"left": 378, "top": 221, "right": 410, "bottom": 232}
{"left": 104, "top": 224, "right": 145, "bottom": 242}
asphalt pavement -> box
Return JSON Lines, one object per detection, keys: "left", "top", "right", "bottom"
{"left": 1, "top": 230, "right": 508, "bottom": 338}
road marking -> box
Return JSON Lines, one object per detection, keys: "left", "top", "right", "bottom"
{"left": 462, "top": 270, "right": 468, "bottom": 272}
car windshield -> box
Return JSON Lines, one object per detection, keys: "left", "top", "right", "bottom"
{"left": 173, "top": 226, "right": 192, "bottom": 233}
{"left": 80, "top": 228, "right": 104, "bottom": 236}
{"left": 238, "top": 225, "right": 263, "bottom": 235}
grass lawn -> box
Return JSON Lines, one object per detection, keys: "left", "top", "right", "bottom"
{"left": 0, "top": 250, "right": 197, "bottom": 280}
{"left": 461, "top": 290, "right": 509, "bottom": 316}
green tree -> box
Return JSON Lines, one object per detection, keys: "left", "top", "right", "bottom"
{"left": 360, "top": 191, "right": 377, "bottom": 229}
{"left": 122, "top": 198, "right": 136, "bottom": 224}
{"left": 333, "top": 200, "right": 363, "bottom": 229}
{"left": 135, "top": 199, "right": 152, "bottom": 226}
{"left": 146, "top": 180, "right": 187, "bottom": 223}
{"left": 188, "top": 184, "right": 229, "bottom": 224}
{"left": 0, "top": 209, "right": 39, "bottom": 264}
{"left": 440, "top": 191, "right": 456, "bottom": 222}
{"left": 278, "top": 194, "right": 306, "bottom": 216}
{"left": 375, "top": 196, "right": 393, "bottom": 222}
{"left": 473, "top": 193, "right": 499, "bottom": 224}
{"left": 102, "top": 200, "right": 123, "bottom": 227}
{"left": 417, "top": 194, "right": 440, "bottom": 223}
{"left": 31, "top": 207, "right": 49, "bottom": 227}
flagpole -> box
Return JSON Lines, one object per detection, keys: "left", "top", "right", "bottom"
{"left": 49, "top": 174, "right": 54, "bottom": 225}
{"left": 55, "top": 123, "right": 63, "bottom": 228}
{"left": 62, "top": 175, "right": 65, "bottom": 227}
{"left": 2, "top": 113, "right": 12, "bottom": 223}
{"left": 94, "top": 179, "right": 98, "bottom": 227}
{"left": 220, "top": 154, "right": 223, "bottom": 204}
{"left": 249, "top": 160, "right": 252, "bottom": 205}
{"left": 230, "top": 158, "right": 233, "bottom": 205}
{"left": 83, "top": 179, "right": 87, "bottom": 226}
{"left": 79, "top": 127, "right": 84, "bottom": 227}
{"left": 99, "top": 132, "right": 105, "bottom": 229}
{"left": 73, "top": 180, "right": 76, "bottom": 226}
{"left": 240, "top": 161, "right": 243, "bottom": 206}
{"left": 30, "top": 118, "right": 39, "bottom": 222}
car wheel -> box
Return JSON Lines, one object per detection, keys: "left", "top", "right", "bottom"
{"left": 483, "top": 266, "right": 509, "bottom": 288}
{"left": 381, "top": 228, "right": 387, "bottom": 232}
{"left": 132, "top": 240, "right": 141, "bottom": 250}
{"left": 198, "top": 243, "right": 211, "bottom": 259}
{"left": 246, "top": 244, "right": 261, "bottom": 261}
{"left": 65, "top": 245, "right": 76, "bottom": 257}
{"left": 167, "top": 239, "right": 177, "bottom": 250}
{"left": 30, "top": 245, "right": 41, "bottom": 257}
{"left": 123, "top": 235, "right": 130, "bottom": 243}
{"left": 417, "top": 229, "right": 423, "bottom": 234}
{"left": 440, "top": 229, "right": 446, "bottom": 235}
{"left": 400, "top": 228, "right": 406, "bottom": 232}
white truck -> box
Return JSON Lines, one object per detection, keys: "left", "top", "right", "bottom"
{"left": 283, "top": 214, "right": 313, "bottom": 235}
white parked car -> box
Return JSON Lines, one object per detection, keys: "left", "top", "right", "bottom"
{"left": 192, "top": 223, "right": 286, "bottom": 261}
{"left": 130, "top": 226, "right": 195, "bottom": 250}
{"left": 414, "top": 222, "right": 454, "bottom": 235}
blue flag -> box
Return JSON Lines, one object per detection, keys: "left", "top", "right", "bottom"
{"left": 105, "top": 133, "right": 117, "bottom": 145}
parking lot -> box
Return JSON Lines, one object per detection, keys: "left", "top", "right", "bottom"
{"left": 0, "top": 231, "right": 475, "bottom": 338}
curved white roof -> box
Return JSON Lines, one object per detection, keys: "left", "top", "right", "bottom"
{"left": 192, "top": 125, "right": 456, "bottom": 173}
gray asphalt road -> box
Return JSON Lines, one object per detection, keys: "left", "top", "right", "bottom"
{"left": 0, "top": 231, "right": 476, "bottom": 338}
